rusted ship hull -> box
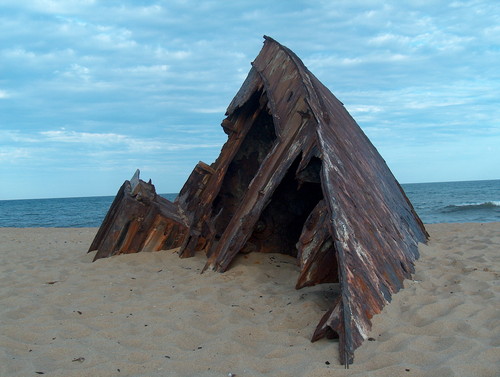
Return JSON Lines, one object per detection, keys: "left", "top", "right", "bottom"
{"left": 89, "top": 36, "right": 428, "bottom": 364}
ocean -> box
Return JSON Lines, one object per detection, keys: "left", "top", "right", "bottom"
{"left": 0, "top": 180, "right": 498, "bottom": 228}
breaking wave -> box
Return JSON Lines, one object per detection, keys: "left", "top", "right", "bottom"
{"left": 442, "top": 201, "right": 500, "bottom": 213}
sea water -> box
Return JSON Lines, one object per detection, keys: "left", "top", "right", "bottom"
{"left": 0, "top": 180, "right": 498, "bottom": 227}
{"left": 403, "top": 179, "right": 499, "bottom": 224}
{"left": 0, "top": 194, "right": 178, "bottom": 228}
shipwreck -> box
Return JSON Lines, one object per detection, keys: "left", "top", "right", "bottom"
{"left": 89, "top": 36, "right": 428, "bottom": 365}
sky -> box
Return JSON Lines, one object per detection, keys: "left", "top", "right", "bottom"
{"left": 1, "top": 1, "right": 499, "bottom": 200}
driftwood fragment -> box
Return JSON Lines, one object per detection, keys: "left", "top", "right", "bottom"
{"left": 89, "top": 36, "right": 428, "bottom": 364}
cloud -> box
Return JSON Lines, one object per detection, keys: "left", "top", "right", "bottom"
{"left": 368, "top": 30, "right": 474, "bottom": 53}
{"left": 17, "top": 0, "right": 97, "bottom": 14}
{"left": 93, "top": 29, "right": 137, "bottom": 50}
{"left": 57, "top": 63, "right": 91, "bottom": 81}
{"left": 153, "top": 47, "right": 192, "bottom": 61}
{"left": 0, "top": 147, "right": 32, "bottom": 163}
{"left": 38, "top": 129, "right": 221, "bottom": 151}
{"left": 40, "top": 130, "right": 127, "bottom": 144}
{"left": 0, "top": 89, "right": 10, "bottom": 99}
{"left": 190, "top": 107, "right": 227, "bottom": 114}
{"left": 113, "top": 64, "right": 170, "bottom": 77}
{"left": 2, "top": 47, "right": 37, "bottom": 59}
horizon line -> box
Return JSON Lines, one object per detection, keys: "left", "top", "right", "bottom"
{"left": 1, "top": 178, "right": 499, "bottom": 202}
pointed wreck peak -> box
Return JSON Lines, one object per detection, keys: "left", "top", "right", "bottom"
{"left": 88, "top": 36, "right": 428, "bottom": 365}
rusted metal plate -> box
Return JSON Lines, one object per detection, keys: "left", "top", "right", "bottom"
{"left": 89, "top": 36, "right": 428, "bottom": 365}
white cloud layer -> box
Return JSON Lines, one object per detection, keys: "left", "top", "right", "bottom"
{"left": 0, "top": 0, "right": 499, "bottom": 199}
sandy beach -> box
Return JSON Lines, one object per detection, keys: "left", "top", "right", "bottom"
{"left": 0, "top": 223, "right": 498, "bottom": 376}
